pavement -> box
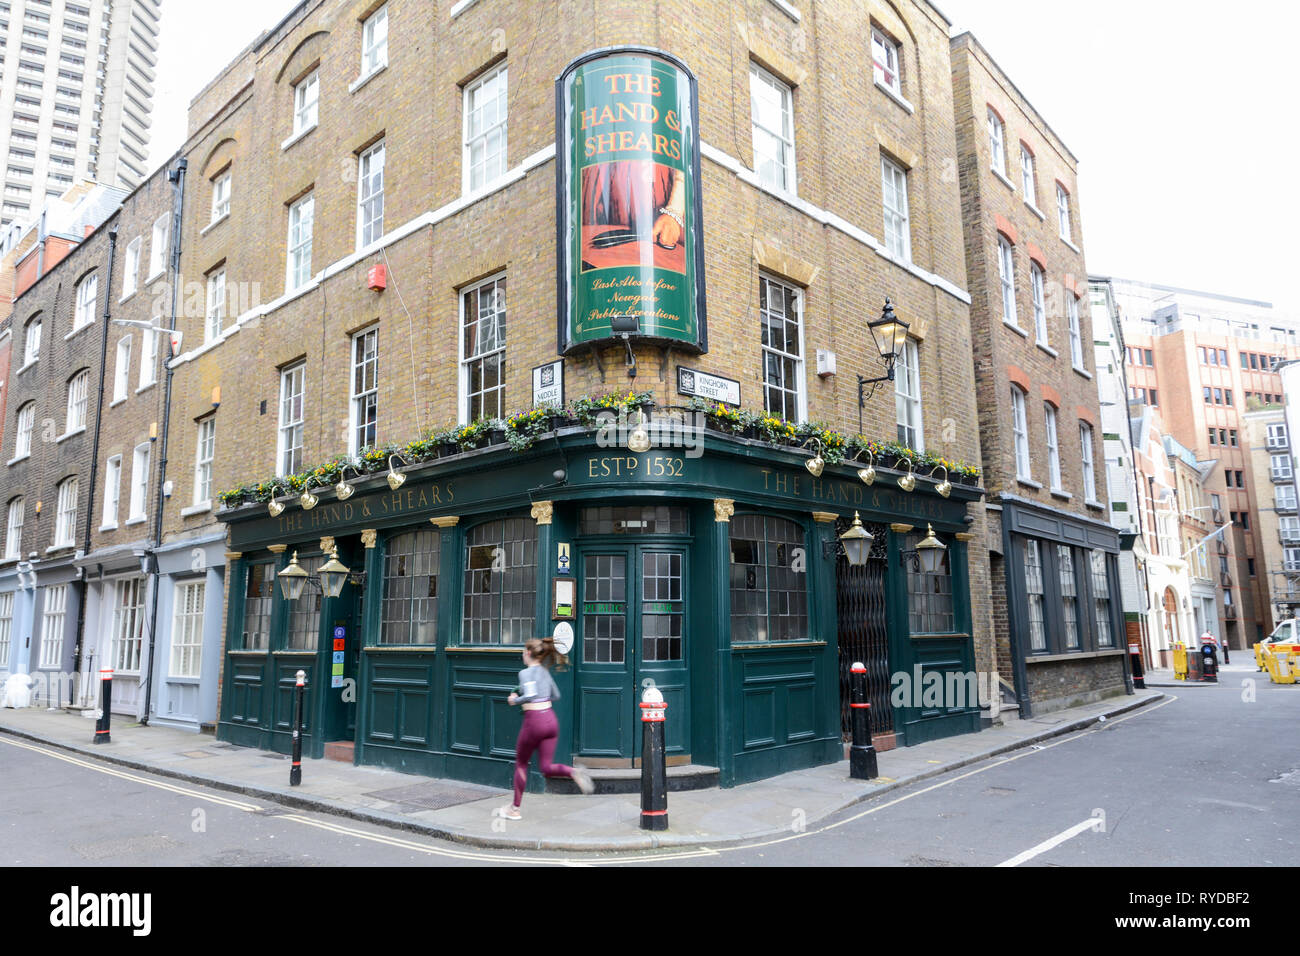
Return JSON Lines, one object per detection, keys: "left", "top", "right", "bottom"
{"left": 0, "top": 689, "right": 1165, "bottom": 852}
{"left": 1142, "top": 659, "right": 1259, "bottom": 688}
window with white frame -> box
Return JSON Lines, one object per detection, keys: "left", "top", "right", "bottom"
{"left": 881, "top": 156, "right": 910, "bottom": 261}
{"left": 1285, "top": 546, "right": 1300, "bottom": 571}
{"left": 1011, "top": 386, "right": 1031, "bottom": 480}
{"left": 870, "top": 26, "right": 901, "bottom": 95}
{"left": 205, "top": 269, "right": 225, "bottom": 341}
{"left": 23, "top": 316, "right": 40, "bottom": 364}
{"left": 113, "top": 336, "right": 131, "bottom": 402}
{"left": 14, "top": 402, "right": 34, "bottom": 459}
{"left": 987, "top": 107, "right": 1006, "bottom": 176}
{"left": 293, "top": 69, "right": 319, "bottom": 135}
{"left": 1080, "top": 422, "right": 1097, "bottom": 501}
{"left": 1031, "top": 263, "right": 1047, "bottom": 344}
{"left": 1282, "top": 516, "right": 1300, "bottom": 542}
{"left": 750, "top": 63, "right": 795, "bottom": 194}
{"left": 1067, "top": 295, "right": 1084, "bottom": 369}
{"left": 1045, "top": 403, "right": 1062, "bottom": 490}
{"left": 111, "top": 577, "right": 145, "bottom": 673}
{"left": 1024, "top": 539, "right": 1046, "bottom": 651}
{"left": 760, "top": 274, "right": 804, "bottom": 422}
{"left": 997, "top": 237, "right": 1017, "bottom": 327}
{"left": 463, "top": 63, "right": 507, "bottom": 194}
{"left": 54, "top": 476, "right": 77, "bottom": 547}
{"left": 102, "top": 455, "right": 120, "bottom": 528}
{"left": 1271, "top": 454, "right": 1292, "bottom": 480}
{"left": 286, "top": 193, "right": 313, "bottom": 291}
{"left": 194, "top": 417, "right": 215, "bottom": 505}
{"left": 1057, "top": 183, "right": 1072, "bottom": 241}
{"left": 129, "top": 443, "right": 149, "bottom": 521}
{"left": 65, "top": 369, "right": 88, "bottom": 433}
{"left": 361, "top": 4, "right": 387, "bottom": 76}
{"left": 39, "top": 583, "right": 67, "bottom": 668}
{"left": 1090, "top": 550, "right": 1113, "bottom": 646}
{"left": 170, "top": 579, "right": 205, "bottom": 678}
{"left": 461, "top": 274, "right": 506, "bottom": 423}
{"left": 0, "top": 591, "right": 12, "bottom": 665}
{"left": 149, "top": 214, "right": 168, "bottom": 278}
{"left": 350, "top": 327, "right": 379, "bottom": 453}
{"left": 1020, "top": 145, "right": 1037, "bottom": 204}
{"left": 122, "top": 237, "right": 140, "bottom": 297}
{"left": 73, "top": 272, "right": 96, "bottom": 330}
{"left": 1267, "top": 423, "right": 1288, "bottom": 448}
{"left": 1059, "top": 545, "right": 1079, "bottom": 649}
{"left": 4, "top": 498, "right": 23, "bottom": 559}
{"left": 1277, "top": 485, "right": 1297, "bottom": 511}
{"left": 138, "top": 323, "right": 157, "bottom": 388}
{"left": 278, "top": 363, "right": 305, "bottom": 476}
{"left": 211, "top": 170, "right": 230, "bottom": 222}
{"left": 356, "top": 140, "right": 384, "bottom": 248}
{"left": 895, "top": 337, "right": 923, "bottom": 452}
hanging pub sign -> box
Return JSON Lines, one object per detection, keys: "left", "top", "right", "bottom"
{"left": 556, "top": 48, "right": 707, "bottom": 354}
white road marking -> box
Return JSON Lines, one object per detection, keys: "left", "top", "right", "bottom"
{"left": 996, "top": 817, "right": 1100, "bottom": 867}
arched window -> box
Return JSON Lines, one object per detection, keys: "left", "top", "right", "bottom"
{"left": 22, "top": 314, "right": 41, "bottom": 364}
{"left": 4, "top": 497, "right": 24, "bottom": 560}
{"left": 74, "top": 273, "right": 97, "bottom": 331}
{"left": 14, "top": 402, "right": 35, "bottom": 459}
{"left": 462, "top": 517, "right": 537, "bottom": 645}
{"left": 54, "top": 477, "right": 78, "bottom": 547}
{"left": 729, "top": 515, "right": 808, "bottom": 643}
{"left": 382, "top": 529, "right": 440, "bottom": 645}
{"left": 65, "top": 369, "right": 89, "bottom": 433}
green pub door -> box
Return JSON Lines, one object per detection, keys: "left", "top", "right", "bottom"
{"left": 575, "top": 546, "right": 689, "bottom": 763}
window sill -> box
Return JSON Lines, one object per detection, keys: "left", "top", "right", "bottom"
{"left": 109, "top": 397, "right": 126, "bottom": 408}
{"left": 125, "top": 516, "right": 146, "bottom": 526}
{"left": 7, "top": 454, "right": 29, "bottom": 467}
{"left": 1073, "top": 366, "right": 1093, "bottom": 380}
{"left": 56, "top": 427, "right": 86, "bottom": 444}
{"left": 731, "top": 640, "right": 828, "bottom": 650}
{"left": 449, "top": 0, "right": 482, "bottom": 15}
{"left": 1050, "top": 489, "right": 1073, "bottom": 501}
{"left": 118, "top": 289, "right": 137, "bottom": 304}
{"left": 99, "top": 523, "right": 118, "bottom": 532}
{"left": 1017, "top": 477, "right": 1042, "bottom": 490}
{"left": 1003, "top": 319, "right": 1028, "bottom": 338}
{"left": 64, "top": 322, "right": 94, "bottom": 342}
{"left": 200, "top": 213, "right": 229, "bottom": 236}
{"left": 18, "top": 359, "right": 37, "bottom": 374}
{"left": 764, "top": 0, "right": 801, "bottom": 21}
{"left": 1060, "top": 235, "right": 1081, "bottom": 254}
{"left": 873, "top": 78, "right": 914, "bottom": 114}
{"left": 46, "top": 544, "right": 74, "bottom": 555}
{"left": 180, "top": 501, "right": 211, "bottom": 517}
{"left": 1036, "top": 341, "right": 1058, "bottom": 358}
{"left": 992, "top": 167, "right": 1017, "bottom": 192}
{"left": 1084, "top": 499, "right": 1106, "bottom": 511}
{"left": 136, "top": 381, "right": 156, "bottom": 395}
{"left": 281, "top": 123, "right": 316, "bottom": 152}
{"left": 1024, "top": 202, "right": 1046, "bottom": 221}
{"left": 348, "top": 62, "right": 386, "bottom": 94}
{"left": 1027, "top": 648, "right": 1126, "bottom": 664}
{"left": 146, "top": 269, "right": 166, "bottom": 285}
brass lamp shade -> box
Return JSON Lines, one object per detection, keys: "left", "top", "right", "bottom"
{"left": 839, "top": 511, "right": 874, "bottom": 567}
{"left": 915, "top": 523, "right": 947, "bottom": 574}
{"left": 318, "top": 547, "right": 351, "bottom": 598}
{"left": 277, "top": 551, "right": 309, "bottom": 601}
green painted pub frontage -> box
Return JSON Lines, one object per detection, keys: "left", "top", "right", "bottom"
{"left": 215, "top": 429, "right": 984, "bottom": 788}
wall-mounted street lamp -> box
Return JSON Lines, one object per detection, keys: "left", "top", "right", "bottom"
{"left": 857, "top": 297, "right": 910, "bottom": 434}
{"left": 822, "top": 511, "right": 874, "bottom": 566}
{"left": 278, "top": 547, "right": 360, "bottom": 602}
{"left": 899, "top": 523, "right": 947, "bottom": 574}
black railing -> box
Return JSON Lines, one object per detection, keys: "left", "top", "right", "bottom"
{"left": 836, "top": 517, "right": 892, "bottom": 741}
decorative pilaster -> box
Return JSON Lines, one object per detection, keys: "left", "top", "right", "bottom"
{"left": 429, "top": 516, "right": 460, "bottom": 528}
{"left": 530, "top": 501, "right": 554, "bottom": 525}
{"left": 713, "top": 498, "right": 735, "bottom": 522}
{"left": 319, "top": 536, "right": 335, "bottom": 555}
{"left": 360, "top": 529, "right": 378, "bottom": 548}
{"left": 268, "top": 544, "right": 288, "bottom": 554}
{"left": 890, "top": 523, "right": 914, "bottom": 534}
{"left": 811, "top": 511, "right": 838, "bottom": 524}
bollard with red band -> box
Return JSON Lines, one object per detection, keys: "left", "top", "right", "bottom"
{"left": 639, "top": 686, "right": 668, "bottom": 831}
{"left": 290, "top": 669, "right": 306, "bottom": 787}
{"left": 93, "top": 668, "right": 113, "bottom": 745}
{"left": 1128, "top": 640, "right": 1146, "bottom": 689}
{"left": 849, "top": 662, "right": 878, "bottom": 780}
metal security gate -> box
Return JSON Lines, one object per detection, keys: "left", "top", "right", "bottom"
{"left": 836, "top": 518, "right": 892, "bottom": 739}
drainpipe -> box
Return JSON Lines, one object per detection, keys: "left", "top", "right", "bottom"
{"left": 72, "top": 224, "right": 118, "bottom": 707}
{"left": 140, "top": 157, "right": 186, "bottom": 726}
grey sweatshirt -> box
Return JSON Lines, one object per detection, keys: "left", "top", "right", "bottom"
{"left": 516, "top": 665, "right": 560, "bottom": 703}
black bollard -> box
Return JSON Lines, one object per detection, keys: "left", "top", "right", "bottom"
{"left": 1128, "top": 639, "right": 1146, "bottom": 689}
{"left": 639, "top": 686, "right": 668, "bottom": 831}
{"left": 93, "top": 668, "right": 113, "bottom": 745}
{"left": 290, "top": 669, "right": 305, "bottom": 786}
{"left": 849, "top": 662, "right": 878, "bottom": 780}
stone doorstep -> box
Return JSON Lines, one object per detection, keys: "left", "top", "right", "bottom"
{"left": 546, "top": 763, "right": 719, "bottom": 795}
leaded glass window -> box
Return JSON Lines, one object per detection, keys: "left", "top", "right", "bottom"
{"left": 906, "top": 530, "right": 954, "bottom": 634}
{"left": 1024, "top": 539, "right": 1046, "bottom": 652}
{"left": 1091, "top": 550, "right": 1113, "bottom": 647}
{"left": 1059, "top": 545, "right": 1079, "bottom": 649}
{"left": 462, "top": 517, "right": 537, "bottom": 645}
{"left": 286, "top": 553, "right": 324, "bottom": 650}
{"left": 729, "top": 515, "right": 808, "bottom": 643}
{"left": 381, "top": 529, "right": 440, "bottom": 645}
{"left": 242, "top": 562, "right": 274, "bottom": 650}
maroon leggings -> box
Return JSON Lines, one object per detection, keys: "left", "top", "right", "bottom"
{"left": 513, "top": 707, "right": 573, "bottom": 806}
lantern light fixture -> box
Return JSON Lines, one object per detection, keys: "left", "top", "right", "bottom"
{"left": 856, "top": 297, "right": 911, "bottom": 434}
{"left": 277, "top": 550, "right": 309, "bottom": 601}
{"left": 900, "top": 523, "right": 948, "bottom": 574}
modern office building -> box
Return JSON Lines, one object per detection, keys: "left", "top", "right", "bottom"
{"left": 0, "top": 0, "right": 161, "bottom": 228}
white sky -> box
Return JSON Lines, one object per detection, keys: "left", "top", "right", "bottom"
{"left": 149, "top": 0, "right": 1300, "bottom": 314}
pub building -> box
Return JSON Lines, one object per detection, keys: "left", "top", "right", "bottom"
{"left": 204, "top": 4, "right": 998, "bottom": 790}
{"left": 218, "top": 425, "right": 982, "bottom": 787}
